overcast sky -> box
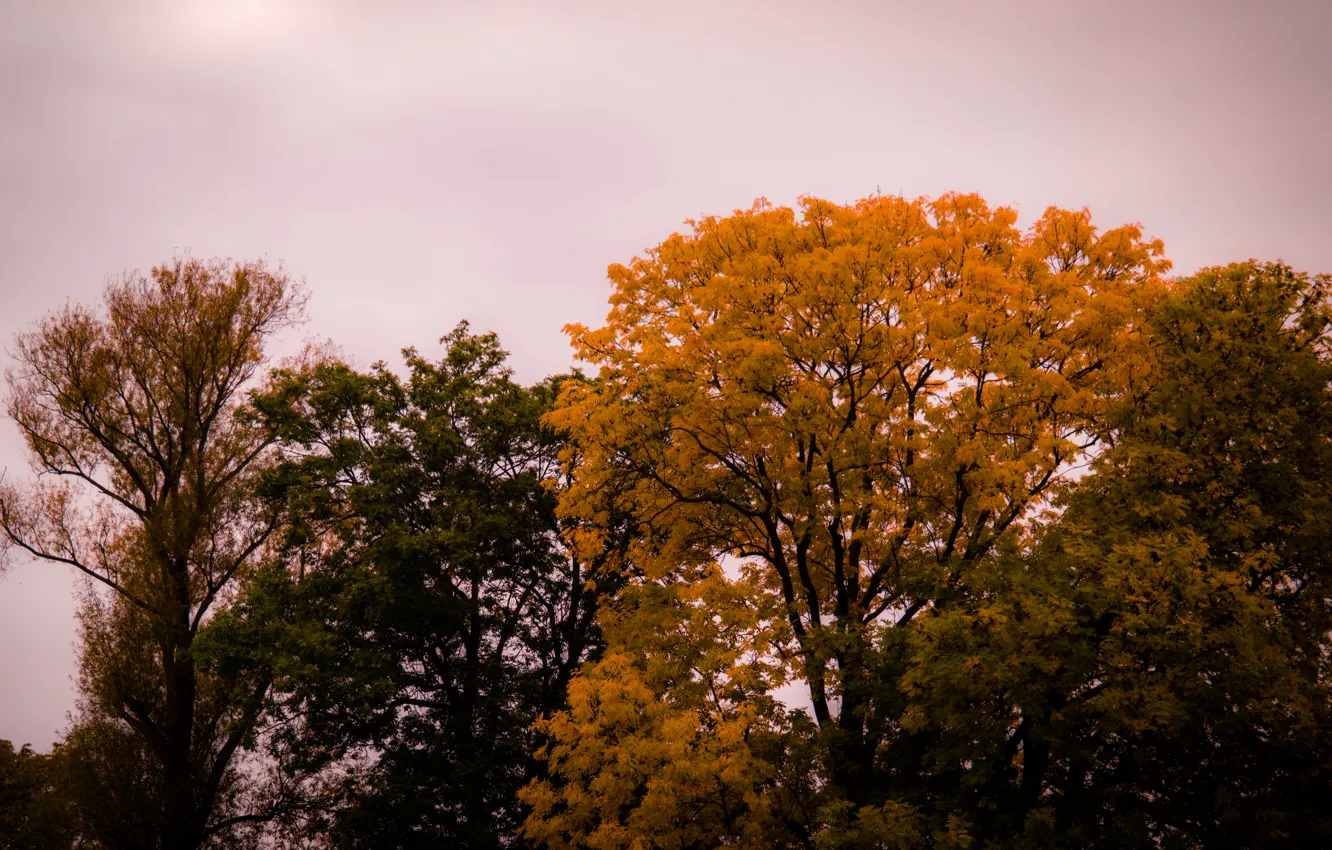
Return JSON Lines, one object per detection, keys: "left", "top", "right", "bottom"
{"left": 1, "top": 0, "right": 1329, "bottom": 749}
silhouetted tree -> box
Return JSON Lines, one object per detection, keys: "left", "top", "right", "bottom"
{"left": 250, "top": 325, "right": 625, "bottom": 848}
{"left": 0, "top": 259, "right": 304, "bottom": 850}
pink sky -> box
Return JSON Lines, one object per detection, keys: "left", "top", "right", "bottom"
{"left": 1, "top": 0, "right": 1329, "bottom": 748}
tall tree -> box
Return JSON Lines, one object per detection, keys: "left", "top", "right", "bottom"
{"left": 527, "top": 193, "right": 1172, "bottom": 846}
{"left": 0, "top": 259, "right": 304, "bottom": 850}
{"left": 900, "top": 261, "right": 1332, "bottom": 846}
{"left": 249, "top": 324, "right": 624, "bottom": 848}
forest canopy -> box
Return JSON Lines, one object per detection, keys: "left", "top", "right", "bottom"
{"left": 1, "top": 194, "right": 1329, "bottom": 849}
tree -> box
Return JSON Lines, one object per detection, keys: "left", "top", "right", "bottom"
{"left": 0, "top": 740, "right": 77, "bottom": 849}
{"left": 528, "top": 193, "right": 1171, "bottom": 846}
{"left": 0, "top": 258, "right": 304, "bottom": 850}
{"left": 902, "top": 261, "right": 1332, "bottom": 846}
{"left": 521, "top": 566, "right": 837, "bottom": 850}
{"left": 248, "top": 324, "right": 625, "bottom": 848}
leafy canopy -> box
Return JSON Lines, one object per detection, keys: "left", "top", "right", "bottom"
{"left": 248, "top": 325, "right": 623, "bottom": 848}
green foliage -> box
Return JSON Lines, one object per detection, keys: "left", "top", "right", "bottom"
{"left": 4, "top": 227, "right": 1329, "bottom": 850}
{"left": 0, "top": 740, "right": 76, "bottom": 850}
{"left": 895, "top": 261, "right": 1332, "bottom": 846}
{"left": 249, "top": 324, "right": 624, "bottom": 848}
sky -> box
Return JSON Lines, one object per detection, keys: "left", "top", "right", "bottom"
{"left": 1, "top": 0, "right": 1329, "bottom": 749}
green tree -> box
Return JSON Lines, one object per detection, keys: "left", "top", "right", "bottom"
{"left": 0, "top": 740, "right": 77, "bottom": 849}
{"left": 0, "top": 259, "right": 304, "bottom": 850}
{"left": 903, "top": 261, "right": 1332, "bottom": 846}
{"left": 249, "top": 324, "right": 625, "bottom": 848}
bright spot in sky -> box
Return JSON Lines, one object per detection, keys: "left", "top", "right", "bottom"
{"left": 171, "top": 0, "right": 306, "bottom": 50}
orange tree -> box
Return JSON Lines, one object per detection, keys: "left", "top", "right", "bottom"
{"left": 526, "top": 193, "right": 1172, "bottom": 846}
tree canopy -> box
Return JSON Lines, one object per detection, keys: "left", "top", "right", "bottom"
{"left": 0, "top": 259, "right": 305, "bottom": 850}
{"left": 522, "top": 197, "right": 1332, "bottom": 848}
{"left": 2, "top": 198, "right": 1330, "bottom": 850}
{"left": 243, "top": 324, "right": 625, "bottom": 848}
